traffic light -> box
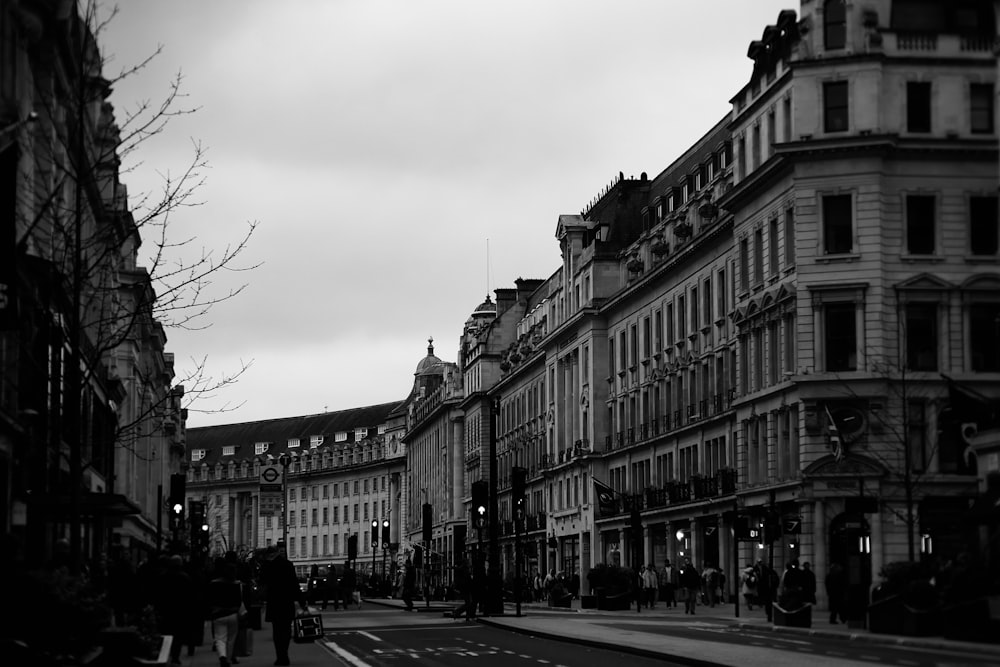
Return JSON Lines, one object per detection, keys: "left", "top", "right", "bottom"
{"left": 168, "top": 473, "right": 185, "bottom": 531}
{"left": 734, "top": 515, "right": 752, "bottom": 540}
{"left": 371, "top": 519, "right": 379, "bottom": 548}
{"left": 471, "top": 480, "right": 488, "bottom": 527}
{"left": 422, "top": 503, "right": 432, "bottom": 544}
{"left": 347, "top": 534, "right": 358, "bottom": 560}
{"left": 764, "top": 511, "right": 781, "bottom": 543}
{"left": 188, "top": 500, "right": 206, "bottom": 550}
{"left": 381, "top": 518, "right": 390, "bottom": 549}
{"left": 512, "top": 466, "right": 527, "bottom": 524}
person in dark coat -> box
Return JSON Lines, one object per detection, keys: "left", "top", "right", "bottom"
{"left": 755, "top": 559, "right": 776, "bottom": 621}
{"left": 261, "top": 545, "right": 306, "bottom": 666}
{"left": 678, "top": 557, "right": 702, "bottom": 615}
{"left": 152, "top": 555, "right": 196, "bottom": 664}
{"left": 324, "top": 564, "right": 339, "bottom": 610}
{"left": 801, "top": 561, "right": 817, "bottom": 604}
{"left": 341, "top": 565, "right": 357, "bottom": 610}
{"left": 207, "top": 559, "right": 243, "bottom": 667}
{"left": 401, "top": 558, "right": 416, "bottom": 611}
{"left": 825, "top": 562, "right": 847, "bottom": 624}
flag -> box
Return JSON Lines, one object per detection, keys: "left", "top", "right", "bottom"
{"left": 825, "top": 404, "right": 844, "bottom": 462}
{"left": 593, "top": 479, "right": 619, "bottom": 518}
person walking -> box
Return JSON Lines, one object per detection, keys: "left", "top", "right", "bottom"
{"left": 659, "top": 560, "right": 677, "bottom": 608}
{"left": 261, "top": 545, "right": 307, "bottom": 666}
{"left": 801, "top": 561, "right": 817, "bottom": 604}
{"left": 207, "top": 558, "right": 243, "bottom": 667}
{"left": 641, "top": 565, "right": 658, "bottom": 608}
{"left": 740, "top": 562, "right": 758, "bottom": 610}
{"left": 152, "top": 554, "right": 196, "bottom": 665}
{"left": 678, "top": 557, "right": 701, "bottom": 615}
{"left": 401, "top": 558, "right": 416, "bottom": 611}
{"left": 825, "top": 562, "right": 847, "bottom": 624}
{"left": 702, "top": 562, "right": 719, "bottom": 607}
{"left": 324, "top": 564, "right": 339, "bottom": 610}
{"left": 754, "top": 559, "right": 776, "bottom": 622}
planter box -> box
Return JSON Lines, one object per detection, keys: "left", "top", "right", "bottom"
{"left": 598, "top": 592, "right": 633, "bottom": 611}
{"left": 549, "top": 593, "right": 573, "bottom": 608}
{"left": 580, "top": 595, "right": 598, "bottom": 610}
{"left": 772, "top": 603, "right": 812, "bottom": 628}
{"left": 901, "top": 604, "right": 940, "bottom": 637}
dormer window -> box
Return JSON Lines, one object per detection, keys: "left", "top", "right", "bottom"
{"left": 287, "top": 438, "right": 300, "bottom": 448}
{"left": 310, "top": 435, "right": 324, "bottom": 448}
{"left": 254, "top": 442, "right": 270, "bottom": 455}
{"left": 191, "top": 449, "right": 206, "bottom": 462}
{"left": 222, "top": 445, "right": 235, "bottom": 456}
{"left": 335, "top": 432, "right": 348, "bottom": 443}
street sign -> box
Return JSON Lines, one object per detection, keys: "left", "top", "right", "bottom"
{"left": 259, "top": 491, "right": 282, "bottom": 516}
{"left": 704, "top": 526, "right": 717, "bottom": 536}
{"left": 259, "top": 464, "right": 283, "bottom": 491}
{"left": 783, "top": 516, "right": 802, "bottom": 535}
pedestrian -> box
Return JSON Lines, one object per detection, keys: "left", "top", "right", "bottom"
{"left": 569, "top": 570, "right": 581, "bottom": 599}
{"left": 740, "top": 562, "right": 757, "bottom": 610}
{"left": 107, "top": 546, "right": 137, "bottom": 627}
{"left": 151, "top": 554, "right": 196, "bottom": 664}
{"left": 543, "top": 567, "right": 556, "bottom": 594}
{"left": 801, "top": 561, "right": 817, "bottom": 605}
{"left": 402, "top": 558, "right": 416, "bottom": 611}
{"left": 702, "top": 562, "right": 719, "bottom": 607}
{"left": 678, "top": 557, "right": 701, "bottom": 615}
{"left": 533, "top": 569, "right": 544, "bottom": 602}
{"left": 642, "top": 565, "right": 658, "bottom": 608}
{"left": 341, "top": 564, "right": 357, "bottom": 611}
{"left": 207, "top": 558, "right": 243, "bottom": 667}
{"left": 261, "top": 544, "right": 307, "bottom": 667}
{"left": 324, "top": 564, "right": 339, "bottom": 610}
{"left": 825, "top": 562, "right": 847, "bottom": 624}
{"left": 659, "top": 560, "right": 677, "bottom": 608}
{"left": 754, "top": 559, "right": 775, "bottom": 622}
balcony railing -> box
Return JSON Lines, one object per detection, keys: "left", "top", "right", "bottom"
{"left": 595, "top": 468, "right": 739, "bottom": 518}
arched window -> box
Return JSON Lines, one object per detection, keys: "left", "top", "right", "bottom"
{"left": 824, "top": 0, "right": 846, "bottom": 50}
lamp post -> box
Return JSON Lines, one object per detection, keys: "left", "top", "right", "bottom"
{"left": 279, "top": 453, "right": 292, "bottom": 551}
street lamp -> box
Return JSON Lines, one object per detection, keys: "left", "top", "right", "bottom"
{"left": 279, "top": 453, "right": 292, "bottom": 551}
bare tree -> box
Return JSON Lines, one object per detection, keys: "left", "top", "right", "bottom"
{"left": 10, "top": 1, "right": 259, "bottom": 567}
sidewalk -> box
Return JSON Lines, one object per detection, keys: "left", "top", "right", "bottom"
{"left": 175, "top": 625, "right": 333, "bottom": 667}
{"left": 363, "top": 595, "right": 1000, "bottom": 664}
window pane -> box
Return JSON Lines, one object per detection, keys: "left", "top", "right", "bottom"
{"left": 824, "top": 81, "right": 848, "bottom": 132}
{"left": 906, "top": 82, "right": 932, "bottom": 133}
{"left": 905, "top": 303, "right": 938, "bottom": 371}
{"left": 824, "top": 0, "right": 847, "bottom": 49}
{"left": 906, "top": 195, "right": 935, "bottom": 254}
{"left": 823, "top": 194, "right": 853, "bottom": 254}
{"left": 971, "top": 83, "right": 994, "bottom": 133}
{"left": 825, "top": 303, "right": 857, "bottom": 371}
{"left": 970, "top": 303, "right": 1000, "bottom": 371}
{"left": 970, "top": 196, "right": 998, "bottom": 255}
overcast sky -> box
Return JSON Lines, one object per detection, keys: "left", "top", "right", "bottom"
{"left": 101, "top": 0, "right": 794, "bottom": 428}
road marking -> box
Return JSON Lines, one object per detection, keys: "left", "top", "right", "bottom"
{"left": 896, "top": 661, "right": 918, "bottom": 666}
{"left": 357, "top": 631, "right": 381, "bottom": 642}
{"left": 860, "top": 656, "right": 880, "bottom": 661}
{"left": 324, "top": 641, "right": 372, "bottom": 667}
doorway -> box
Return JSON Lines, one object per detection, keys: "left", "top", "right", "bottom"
{"left": 829, "top": 512, "right": 872, "bottom": 626}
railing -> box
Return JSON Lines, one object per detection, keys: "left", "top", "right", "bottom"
{"left": 897, "top": 32, "right": 937, "bottom": 50}
{"left": 595, "top": 468, "right": 739, "bottom": 519}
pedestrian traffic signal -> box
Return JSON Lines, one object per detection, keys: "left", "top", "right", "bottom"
{"left": 169, "top": 500, "right": 184, "bottom": 531}
{"left": 168, "top": 473, "right": 185, "bottom": 531}
{"left": 471, "top": 480, "right": 488, "bottom": 527}
{"left": 347, "top": 534, "right": 358, "bottom": 560}
{"left": 381, "top": 518, "right": 390, "bottom": 549}
{"left": 422, "top": 503, "right": 432, "bottom": 544}
{"left": 512, "top": 466, "right": 527, "bottom": 524}
{"left": 371, "top": 519, "right": 379, "bottom": 548}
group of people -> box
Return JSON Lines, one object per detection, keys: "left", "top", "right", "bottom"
{"left": 637, "top": 558, "right": 726, "bottom": 614}
{"left": 532, "top": 568, "right": 581, "bottom": 603}
{"left": 306, "top": 562, "right": 361, "bottom": 611}
{"left": 740, "top": 558, "right": 847, "bottom": 623}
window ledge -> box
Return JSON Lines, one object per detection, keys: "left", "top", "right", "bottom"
{"left": 816, "top": 253, "right": 861, "bottom": 263}
{"left": 964, "top": 255, "right": 1000, "bottom": 264}
{"left": 900, "top": 253, "right": 944, "bottom": 263}
{"left": 783, "top": 265, "right": 796, "bottom": 275}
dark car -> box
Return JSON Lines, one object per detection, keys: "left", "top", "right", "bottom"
{"left": 306, "top": 566, "right": 339, "bottom": 604}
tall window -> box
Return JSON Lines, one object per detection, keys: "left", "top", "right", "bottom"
{"left": 769, "top": 217, "right": 779, "bottom": 276}
{"left": 739, "top": 237, "right": 750, "bottom": 291}
{"left": 678, "top": 295, "right": 687, "bottom": 338}
{"left": 751, "top": 122, "right": 761, "bottom": 169}
{"left": 970, "top": 303, "right": 1000, "bottom": 371}
{"left": 753, "top": 228, "right": 764, "bottom": 285}
{"left": 690, "top": 287, "right": 699, "bottom": 331}
{"left": 738, "top": 135, "right": 747, "bottom": 179}
{"left": 783, "top": 95, "right": 792, "bottom": 142}
{"left": 824, "top": 81, "right": 848, "bottom": 132}
{"left": 970, "top": 196, "right": 999, "bottom": 255}
{"left": 825, "top": 303, "right": 857, "bottom": 371}
{"left": 906, "top": 82, "right": 932, "bottom": 133}
{"left": 906, "top": 195, "right": 935, "bottom": 254}
{"left": 823, "top": 194, "right": 853, "bottom": 254}
{"left": 784, "top": 207, "right": 796, "bottom": 266}
{"left": 767, "top": 109, "right": 776, "bottom": 158}
{"left": 824, "top": 0, "right": 847, "bottom": 50}
{"left": 970, "top": 83, "right": 994, "bottom": 134}
{"left": 905, "top": 303, "right": 938, "bottom": 371}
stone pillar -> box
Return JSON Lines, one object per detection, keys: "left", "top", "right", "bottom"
{"left": 813, "top": 500, "right": 827, "bottom": 609}
{"left": 870, "top": 503, "right": 884, "bottom": 600}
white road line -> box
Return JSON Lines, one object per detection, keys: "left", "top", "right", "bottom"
{"left": 324, "top": 641, "right": 372, "bottom": 667}
{"left": 357, "top": 630, "right": 381, "bottom": 642}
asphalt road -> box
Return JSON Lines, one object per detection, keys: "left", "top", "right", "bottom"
{"left": 318, "top": 610, "right": 690, "bottom": 667}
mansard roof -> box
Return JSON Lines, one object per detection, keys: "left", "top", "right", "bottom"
{"left": 186, "top": 401, "right": 402, "bottom": 466}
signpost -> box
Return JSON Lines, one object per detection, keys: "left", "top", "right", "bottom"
{"left": 258, "top": 464, "right": 284, "bottom": 517}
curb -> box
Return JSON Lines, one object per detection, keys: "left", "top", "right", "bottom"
{"left": 737, "top": 622, "right": 1000, "bottom": 657}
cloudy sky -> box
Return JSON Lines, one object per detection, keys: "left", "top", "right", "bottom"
{"left": 101, "top": 0, "right": 794, "bottom": 428}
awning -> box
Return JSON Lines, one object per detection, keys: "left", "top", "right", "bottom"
{"left": 31, "top": 491, "right": 142, "bottom": 518}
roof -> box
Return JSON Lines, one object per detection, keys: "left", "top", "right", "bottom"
{"left": 186, "top": 401, "right": 403, "bottom": 466}
{"left": 415, "top": 337, "right": 443, "bottom": 376}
